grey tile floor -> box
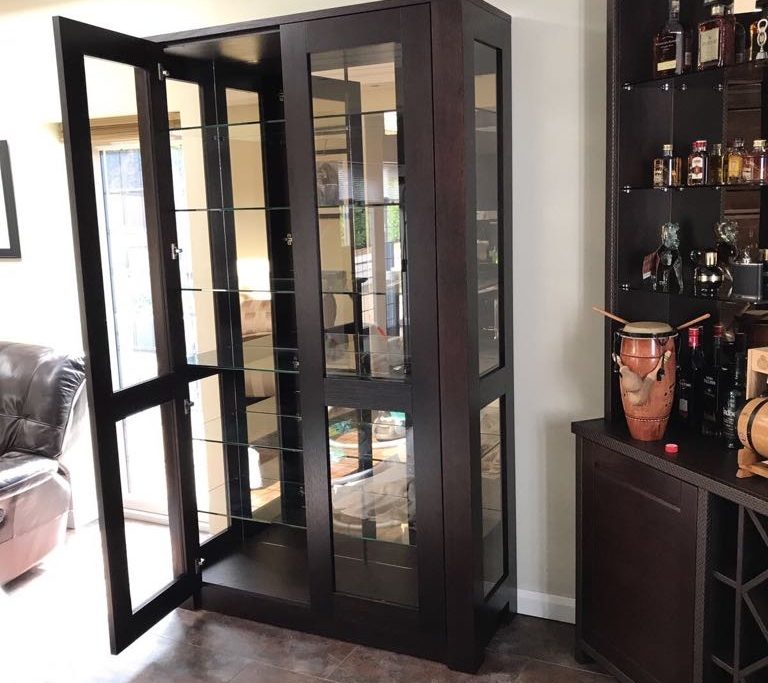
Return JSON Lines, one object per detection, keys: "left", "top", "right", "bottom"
{"left": 1, "top": 523, "right": 615, "bottom": 682}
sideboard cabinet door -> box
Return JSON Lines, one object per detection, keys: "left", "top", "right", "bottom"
{"left": 579, "top": 440, "right": 698, "bottom": 683}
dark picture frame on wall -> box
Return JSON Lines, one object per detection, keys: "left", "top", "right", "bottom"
{"left": 0, "top": 140, "right": 21, "bottom": 259}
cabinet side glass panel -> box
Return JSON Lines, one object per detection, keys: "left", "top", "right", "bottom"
{"left": 310, "top": 44, "right": 409, "bottom": 380}
{"left": 474, "top": 42, "right": 502, "bottom": 376}
{"left": 480, "top": 397, "right": 504, "bottom": 596}
{"left": 327, "top": 406, "right": 418, "bottom": 607}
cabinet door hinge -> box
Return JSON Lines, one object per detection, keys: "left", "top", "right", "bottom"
{"left": 194, "top": 557, "right": 206, "bottom": 574}
{"left": 183, "top": 398, "right": 195, "bottom": 415}
{"left": 171, "top": 243, "right": 183, "bottom": 260}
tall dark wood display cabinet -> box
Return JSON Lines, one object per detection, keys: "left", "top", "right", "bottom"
{"left": 53, "top": 0, "right": 514, "bottom": 672}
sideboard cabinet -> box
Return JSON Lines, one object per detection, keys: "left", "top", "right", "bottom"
{"left": 54, "top": 0, "right": 514, "bottom": 672}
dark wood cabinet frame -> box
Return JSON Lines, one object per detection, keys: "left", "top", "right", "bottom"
{"left": 54, "top": 0, "right": 514, "bottom": 672}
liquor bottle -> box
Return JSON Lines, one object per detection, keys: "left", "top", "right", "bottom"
{"left": 710, "top": 142, "right": 725, "bottom": 184}
{"left": 653, "top": 144, "right": 683, "bottom": 187}
{"left": 722, "top": 332, "right": 747, "bottom": 449}
{"left": 694, "top": 250, "right": 725, "bottom": 298}
{"left": 698, "top": 3, "right": 736, "bottom": 70}
{"left": 726, "top": 138, "right": 746, "bottom": 184}
{"left": 678, "top": 326, "right": 705, "bottom": 428}
{"left": 688, "top": 140, "right": 709, "bottom": 186}
{"left": 749, "top": 0, "right": 768, "bottom": 61}
{"left": 752, "top": 139, "right": 768, "bottom": 184}
{"left": 702, "top": 323, "right": 725, "bottom": 436}
{"left": 654, "top": 0, "right": 686, "bottom": 78}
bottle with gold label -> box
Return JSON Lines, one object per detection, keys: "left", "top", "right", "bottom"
{"left": 726, "top": 138, "right": 746, "bottom": 184}
{"left": 698, "top": 3, "right": 736, "bottom": 70}
{"left": 653, "top": 144, "right": 682, "bottom": 187}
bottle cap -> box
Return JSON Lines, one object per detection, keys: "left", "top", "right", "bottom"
{"left": 711, "top": 4, "right": 726, "bottom": 15}
{"left": 759, "top": 248, "right": 768, "bottom": 263}
{"left": 665, "top": 443, "right": 679, "bottom": 455}
{"left": 714, "top": 323, "right": 724, "bottom": 337}
{"left": 713, "top": 143, "right": 723, "bottom": 154}
{"left": 663, "top": 144, "right": 674, "bottom": 154}
{"left": 695, "top": 139, "right": 708, "bottom": 149}
{"left": 704, "top": 251, "right": 718, "bottom": 267}
{"left": 755, "top": 139, "right": 767, "bottom": 149}
{"left": 689, "top": 326, "right": 702, "bottom": 344}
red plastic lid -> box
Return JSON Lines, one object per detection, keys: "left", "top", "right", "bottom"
{"left": 665, "top": 443, "right": 679, "bottom": 455}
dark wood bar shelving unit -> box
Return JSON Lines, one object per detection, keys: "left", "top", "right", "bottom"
{"left": 54, "top": 0, "right": 514, "bottom": 673}
{"left": 574, "top": 2, "right": 768, "bottom": 682}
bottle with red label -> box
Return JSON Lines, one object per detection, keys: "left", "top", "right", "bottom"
{"left": 688, "top": 140, "right": 709, "bottom": 186}
{"left": 678, "top": 326, "right": 705, "bottom": 429}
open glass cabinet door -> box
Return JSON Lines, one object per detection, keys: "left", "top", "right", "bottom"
{"left": 53, "top": 17, "right": 200, "bottom": 653}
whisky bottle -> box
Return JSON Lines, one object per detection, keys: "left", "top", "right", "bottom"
{"left": 702, "top": 323, "right": 724, "bottom": 437}
{"left": 654, "top": 144, "right": 682, "bottom": 187}
{"left": 722, "top": 332, "right": 747, "bottom": 449}
{"left": 749, "top": 0, "right": 768, "bottom": 61}
{"left": 710, "top": 142, "right": 724, "bottom": 184}
{"left": 688, "top": 140, "right": 709, "bottom": 186}
{"left": 654, "top": 0, "right": 686, "bottom": 78}
{"left": 698, "top": 3, "right": 736, "bottom": 70}
{"left": 726, "top": 138, "right": 746, "bottom": 184}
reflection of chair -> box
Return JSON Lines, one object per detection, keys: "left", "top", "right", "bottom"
{"left": 0, "top": 343, "right": 86, "bottom": 585}
{"left": 240, "top": 297, "right": 275, "bottom": 398}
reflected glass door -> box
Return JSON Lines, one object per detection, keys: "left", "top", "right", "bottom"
{"left": 311, "top": 44, "right": 408, "bottom": 380}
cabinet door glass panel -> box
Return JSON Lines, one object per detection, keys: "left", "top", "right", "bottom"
{"left": 474, "top": 42, "right": 502, "bottom": 375}
{"left": 115, "top": 403, "right": 180, "bottom": 612}
{"left": 480, "top": 398, "right": 504, "bottom": 596}
{"left": 85, "top": 57, "right": 161, "bottom": 391}
{"left": 311, "top": 44, "right": 408, "bottom": 380}
{"left": 327, "top": 406, "right": 417, "bottom": 607}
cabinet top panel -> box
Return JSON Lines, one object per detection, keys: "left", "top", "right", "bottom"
{"left": 147, "top": 0, "right": 509, "bottom": 50}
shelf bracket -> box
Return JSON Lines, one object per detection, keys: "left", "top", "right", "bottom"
{"left": 157, "top": 63, "right": 169, "bottom": 81}
{"left": 183, "top": 398, "right": 195, "bottom": 415}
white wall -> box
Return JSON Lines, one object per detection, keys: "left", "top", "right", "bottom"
{"left": 0, "top": 0, "right": 607, "bottom": 622}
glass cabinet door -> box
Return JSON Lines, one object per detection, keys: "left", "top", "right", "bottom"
{"left": 283, "top": 4, "right": 443, "bottom": 631}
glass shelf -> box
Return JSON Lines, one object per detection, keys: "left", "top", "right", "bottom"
{"left": 318, "top": 201, "right": 401, "bottom": 210}
{"left": 312, "top": 107, "right": 403, "bottom": 121}
{"left": 192, "top": 415, "right": 302, "bottom": 453}
{"left": 620, "top": 285, "right": 768, "bottom": 307}
{"left": 199, "top": 480, "right": 307, "bottom": 530}
{"left": 175, "top": 206, "right": 291, "bottom": 213}
{"left": 623, "top": 60, "right": 768, "bottom": 90}
{"left": 180, "top": 281, "right": 397, "bottom": 297}
{"left": 621, "top": 184, "right": 766, "bottom": 193}
{"left": 188, "top": 339, "right": 299, "bottom": 373}
{"left": 168, "top": 119, "right": 286, "bottom": 132}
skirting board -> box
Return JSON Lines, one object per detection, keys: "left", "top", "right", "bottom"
{"left": 517, "top": 589, "right": 575, "bottom": 624}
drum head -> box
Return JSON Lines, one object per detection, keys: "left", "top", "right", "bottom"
{"left": 619, "top": 321, "right": 675, "bottom": 338}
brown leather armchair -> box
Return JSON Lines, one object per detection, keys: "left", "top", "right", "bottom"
{"left": 0, "top": 342, "right": 86, "bottom": 585}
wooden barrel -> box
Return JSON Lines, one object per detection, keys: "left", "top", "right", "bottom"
{"left": 617, "top": 322, "right": 677, "bottom": 442}
{"left": 736, "top": 398, "right": 768, "bottom": 457}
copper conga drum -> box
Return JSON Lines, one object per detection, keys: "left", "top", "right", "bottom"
{"left": 615, "top": 321, "right": 677, "bottom": 441}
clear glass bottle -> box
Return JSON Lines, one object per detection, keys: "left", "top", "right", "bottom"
{"left": 688, "top": 140, "right": 709, "bottom": 186}
{"left": 709, "top": 142, "right": 724, "bottom": 184}
{"left": 698, "top": 3, "right": 736, "bottom": 70}
{"left": 654, "top": 0, "right": 686, "bottom": 78}
{"left": 654, "top": 143, "right": 682, "bottom": 187}
{"left": 752, "top": 139, "right": 768, "bottom": 184}
{"left": 726, "top": 138, "right": 746, "bottom": 184}
{"left": 749, "top": 0, "right": 768, "bottom": 61}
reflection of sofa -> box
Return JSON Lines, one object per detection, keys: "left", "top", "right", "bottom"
{"left": 0, "top": 343, "right": 86, "bottom": 584}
